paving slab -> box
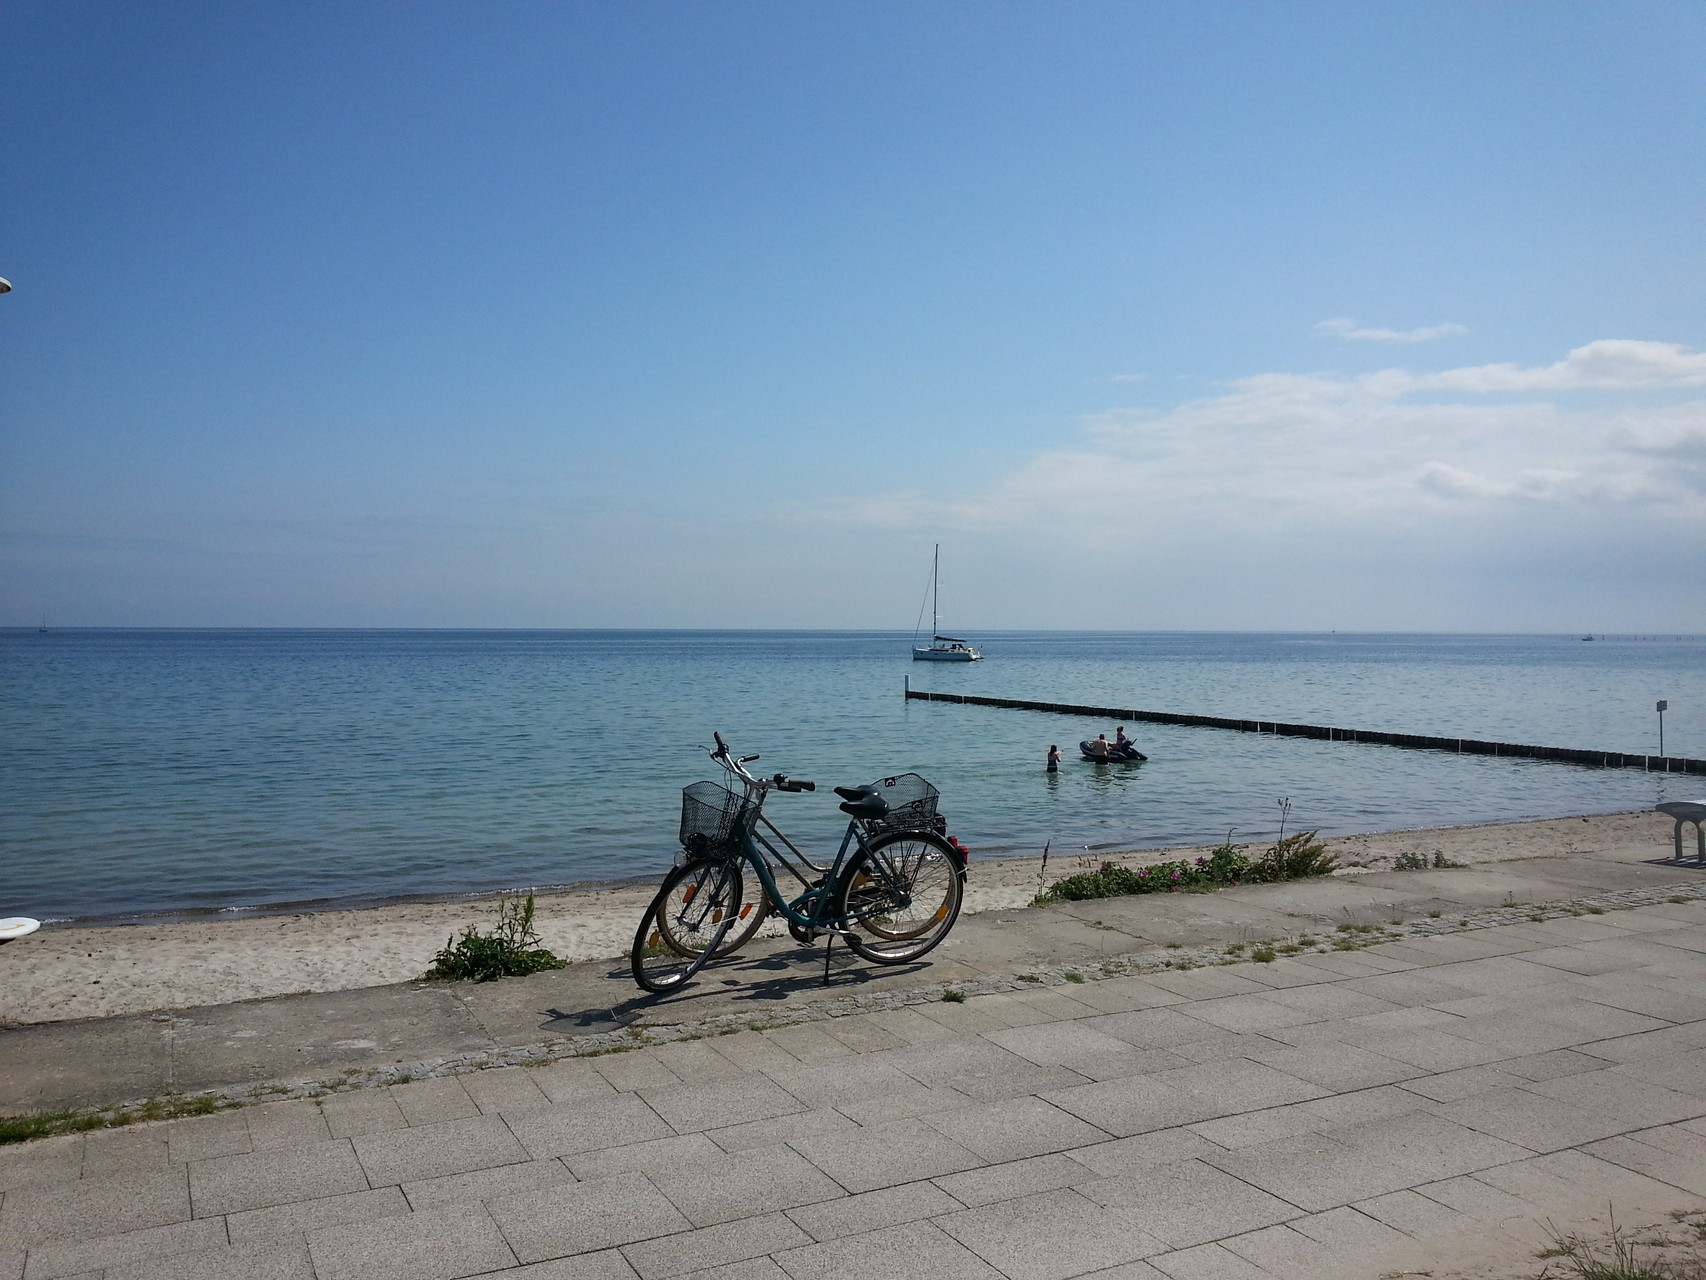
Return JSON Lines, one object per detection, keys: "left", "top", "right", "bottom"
{"left": 21, "top": 1216, "right": 227, "bottom": 1280}
{"left": 617, "top": 1213, "right": 809, "bottom": 1280}
{"left": 106, "top": 1235, "right": 316, "bottom": 1280}
{"left": 486, "top": 1172, "right": 692, "bottom": 1264}
{"left": 935, "top": 1186, "right": 1170, "bottom": 1280}
{"left": 0, "top": 1167, "right": 190, "bottom": 1252}
{"left": 790, "top": 1117, "right": 984, "bottom": 1194}
{"left": 1077, "top": 1158, "right": 1301, "bottom": 1249}
{"left": 307, "top": 1201, "right": 517, "bottom": 1280}
{"left": 187, "top": 1138, "right": 369, "bottom": 1217}
{"left": 224, "top": 1184, "right": 410, "bottom": 1243}
{"left": 105, "top": 1235, "right": 317, "bottom": 1280}
{"left": 639, "top": 1144, "right": 845, "bottom": 1228}
{"left": 772, "top": 1218, "right": 1003, "bottom": 1280}
{"left": 0, "top": 1018, "right": 173, "bottom": 1112}
{"left": 352, "top": 1113, "right": 531, "bottom": 1186}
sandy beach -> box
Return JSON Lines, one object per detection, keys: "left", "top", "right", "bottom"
{"left": 0, "top": 809, "right": 1670, "bottom": 1026}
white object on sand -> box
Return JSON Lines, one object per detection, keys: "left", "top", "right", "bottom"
{"left": 0, "top": 917, "right": 41, "bottom": 941}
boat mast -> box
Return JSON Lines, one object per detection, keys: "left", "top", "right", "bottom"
{"left": 932, "top": 544, "right": 940, "bottom": 637}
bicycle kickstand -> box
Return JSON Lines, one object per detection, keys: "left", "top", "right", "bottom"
{"left": 822, "top": 932, "right": 834, "bottom": 985}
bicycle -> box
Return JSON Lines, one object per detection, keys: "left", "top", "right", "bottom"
{"left": 631, "top": 732, "right": 968, "bottom": 993}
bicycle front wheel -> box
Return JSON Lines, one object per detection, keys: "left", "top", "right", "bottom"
{"left": 834, "top": 832, "right": 964, "bottom": 964}
{"left": 632, "top": 859, "right": 743, "bottom": 993}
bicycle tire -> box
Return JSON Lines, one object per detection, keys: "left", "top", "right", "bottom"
{"left": 710, "top": 890, "right": 770, "bottom": 957}
{"left": 656, "top": 860, "right": 768, "bottom": 958}
{"left": 632, "top": 860, "right": 741, "bottom": 993}
{"left": 833, "top": 831, "right": 964, "bottom": 964}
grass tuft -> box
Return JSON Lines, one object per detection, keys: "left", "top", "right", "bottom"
{"left": 1, "top": 1094, "right": 230, "bottom": 1146}
{"left": 1033, "top": 834, "right": 1334, "bottom": 906}
{"left": 1537, "top": 1218, "right": 1706, "bottom": 1280}
{"left": 424, "top": 894, "right": 566, "bottom": 983}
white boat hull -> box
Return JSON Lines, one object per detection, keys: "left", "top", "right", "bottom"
{"left": 913, "top": 646, "right": 981, "bottom": 661}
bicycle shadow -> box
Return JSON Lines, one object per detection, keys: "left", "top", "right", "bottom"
{"left": 539, "top": 942, "right": 932, "bottom": 1030}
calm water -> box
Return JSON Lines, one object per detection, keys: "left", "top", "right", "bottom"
{"left": 3, "top": 629, "right": 1702, "bottom": 923}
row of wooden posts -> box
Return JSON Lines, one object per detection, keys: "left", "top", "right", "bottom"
{"left": 903, "top": 689, "right": 1706, "bottom": 776}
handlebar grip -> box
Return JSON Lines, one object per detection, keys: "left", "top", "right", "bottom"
{"left": 738, "top": 754, "right": 760, "bottom": 764}
{"left": 713, "top": 731, "right": 728, "bottom": 753}
{"left": 794, "top": 779, "right": 816, "bottom": 791}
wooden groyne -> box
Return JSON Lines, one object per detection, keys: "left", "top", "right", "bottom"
{"left": 904, "top": 689, "right": 1706, "bottom": 775}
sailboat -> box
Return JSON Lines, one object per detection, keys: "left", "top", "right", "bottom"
{"left": 912, "top": 545, "right": 983, "bottom": 662}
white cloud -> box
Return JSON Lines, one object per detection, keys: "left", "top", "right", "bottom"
{"left": 817, "top": 339, "right": 1706, "bottom": 540}
{"left": 1317, "top": 317, "right": 1469, "bottom": 343}
{"left": 1411, "top": 340, "right": 1706, "bottom": 393}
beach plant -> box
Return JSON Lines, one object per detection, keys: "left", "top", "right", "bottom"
{"left": 0, "top": 1094, "right": 229, "bottom": 1147}
{"left": 424, "top": 894, "right": 566, "bottom": 983}
{"left": 1537, "top": 1216, "right": 1706, "bottom": 1280}
{"left": 1031, "top": 831, "right": 1333, "bottom": 905}
{"left": 1252, "top": 831, "right": 1338, "bottom": 881}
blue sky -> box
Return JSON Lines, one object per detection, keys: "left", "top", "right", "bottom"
{"left": 3, "top": 1, "right": 1703, "bottom": 630}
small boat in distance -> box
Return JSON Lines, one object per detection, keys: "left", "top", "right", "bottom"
{"left": 1080, "top": 739, "right": 1147, "bottom": 762}
{"left": 912, "top": 545, "right": 982, "bottom": 662}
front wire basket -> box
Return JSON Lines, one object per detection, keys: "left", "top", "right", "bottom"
{"left": 678, "top": 780, "right": 756, "bottom": 860}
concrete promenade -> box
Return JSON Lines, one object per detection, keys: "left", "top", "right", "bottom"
{"left": 4, "top": 819, "right": 1706, "bottom": 1278}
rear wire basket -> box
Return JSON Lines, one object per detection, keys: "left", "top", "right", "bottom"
{"left": 861, "top": 773, "right": 944, "bottom": 836}
{"left": 678, "top": 781, "right": 755, "bottom": 860}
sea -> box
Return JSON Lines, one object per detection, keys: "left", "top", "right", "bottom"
{"left": 3, "top": 629, "right": 1702, "bottom": 925}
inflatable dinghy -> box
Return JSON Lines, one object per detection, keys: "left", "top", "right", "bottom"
{"left": 1080, "top": 740, "right": 1147, "bottom": 762}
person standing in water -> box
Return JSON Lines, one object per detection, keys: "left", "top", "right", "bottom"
{"left": 1046, "top": 744, "right": 1061, "bottom": 772}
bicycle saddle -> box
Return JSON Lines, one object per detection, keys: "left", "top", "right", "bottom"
{"left": 836, "top": 786, "right": 889, "bottom": 820}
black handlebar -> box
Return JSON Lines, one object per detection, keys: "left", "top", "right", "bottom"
{"left": 713, "top": 731, "right": 728, "bottom": 754}
{"left": 771, "top": 774, "right": 816, "bottom": 792}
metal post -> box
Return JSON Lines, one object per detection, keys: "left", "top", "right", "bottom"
{"left": 1658, "top": 701, "right": 1668, "bottom": 757}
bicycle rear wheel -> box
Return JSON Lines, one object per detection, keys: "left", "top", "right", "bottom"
{"left": 632, "top": 859, "right": 742, "bottom": 992}
{"left": 834, "top": 832, "right": 964, "bottom": 964}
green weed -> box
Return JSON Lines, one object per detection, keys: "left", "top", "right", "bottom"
{"left": 424, "top": 894, "right": 566, "bottom": 983}
{"left": 0, "top": 1094, "right": 229, "bottom": 1147}
{"left": 1537, "top": 1218, "right": 1705, "bottom": 1280}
